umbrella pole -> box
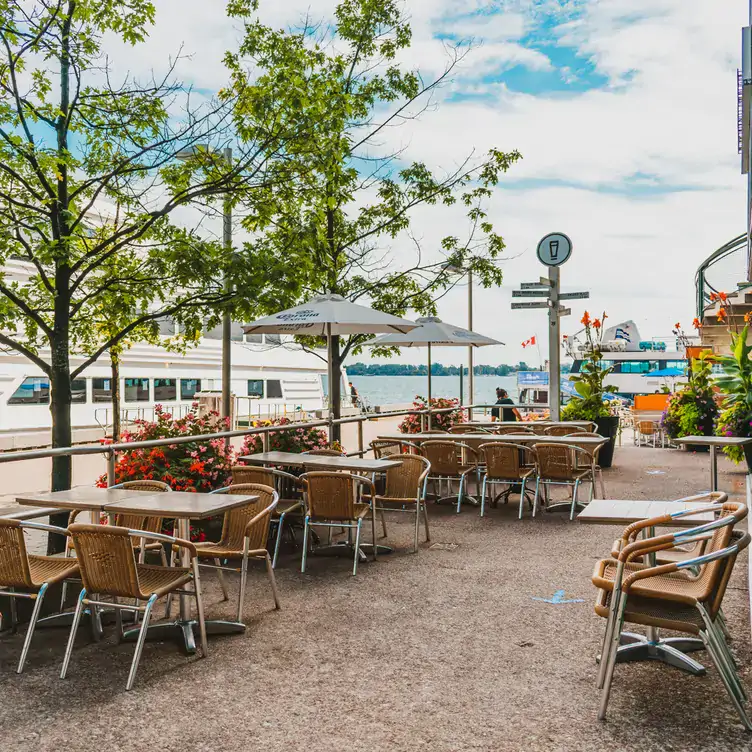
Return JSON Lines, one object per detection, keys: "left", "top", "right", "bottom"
{"left": 326, "top": 323, "right": 335, "bottom": 446}
{"left": 427, "top": 342, "right": 432, "bottom": 430}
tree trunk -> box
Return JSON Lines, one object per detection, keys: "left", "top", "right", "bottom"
{"left": 111, "top": 350, "right": 121, "bottom": 442}
{"left": 330, "top": 334, "right": 342, "bottom": 444}
{"left": 48, "top": 333, "right": 72, "bottom": 553}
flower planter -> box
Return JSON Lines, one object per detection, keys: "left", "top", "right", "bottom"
{"left": 595, "top": 415, "right": 619, "bottom": 469}
{"left": 743, "top": 443, "right": 752, "bottom": 474}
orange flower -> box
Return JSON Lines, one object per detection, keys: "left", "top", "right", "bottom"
{"left": 710, "top": 292, "right": 718, "bottom": 302}
{"left": 581, "top": 311, "right": 591, "bottom": 327}
{"left": 745, "top": 312, "right": 752, "bottom": 324}
{"left": 719, "top": 291, "right": 727, "bottom": 302}
{"left": 593, "top": 318, "right": 601, "bottom": 329}
{"left": 692, "top": 317, "right": 702, "bottom": 330}
{"left": 674, "top": 322, "right": 681, "bottom": 330}
{"left": 717, "top": 308, "right": 727, "bottom": 322}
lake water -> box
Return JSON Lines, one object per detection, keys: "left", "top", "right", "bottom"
{"left": 350, "top": 374, "right": 519, "bottom": 407}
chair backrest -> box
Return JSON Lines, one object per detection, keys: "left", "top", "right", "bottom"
{"left": 528, "top": 423, "right": 549, "bottom": 434}
{"left": 0, "top": 518, "right": 32, "bottom": 588}
{"left": 545, "top": 424, "right": 584, "bottom": 436}
{"left": 302, "top": 472, "right": 358, "bottom": 521}
{"left": 381, "top": 455, "right": 430, "bottom": 500}
{"left": 212, "top": 483, "right": 277, "bottom": 551}
{"left": 707, "top": 530, "right": 751, "bottom": 618}
{"left": 69, "top": 523, "right": 142, "bottom": 599}
{"left": 110, "top": 480, "right": 171, "bottom": 532}
{"left": 370, "top": 440, "right": 403, "bottom": 459}
{"left": 231, "top": 465, "right": 275, "bottom": 485}
{"left": 480, "top": 443, "right": 533, "bottom": 481}
{"left": 302, "top": 448, "right": 345, "bottom": 457}
{"left": 495, "top": 425, "right": 534, "bottom": 435}
{"left": 534, "top": 443, "right": 579, "bottom": 480}
{"left": 638, "top": 421, "right": 656, "bottom": 435}
{"left": 448, "top": 425, "right": 486, "bottom": 434}
{"left": 421, "top": 440, "right": 466, "bottom": 476}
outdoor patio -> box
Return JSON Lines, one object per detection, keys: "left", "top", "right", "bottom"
{"left": 0, "top": 445, "right": 749, "bottom": 752}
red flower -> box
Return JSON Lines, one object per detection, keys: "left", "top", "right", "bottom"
{"left": 581, "top": 311, "right": 591, "bottom": 327}
{"left": 692, "top": 317, "right": 702, "bottom": 330}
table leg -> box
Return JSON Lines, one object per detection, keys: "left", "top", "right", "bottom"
{"left": 710, "top": 444, "right": 718, "bottom": 492}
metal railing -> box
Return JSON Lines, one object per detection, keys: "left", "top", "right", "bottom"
{"left": 695, "top": 233, "right": 746, "bottom": 317}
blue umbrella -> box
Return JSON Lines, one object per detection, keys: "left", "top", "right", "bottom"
{"left": 644, "top": 367, "right": 685, "bottom": 378}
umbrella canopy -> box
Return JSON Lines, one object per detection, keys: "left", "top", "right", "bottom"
{"left": 644, "top": 367, "right": 685, "bottom": 378}
{"left": 368, "top": 317, "right": 504, "bottom": 408}
{"left": 242, "top": 294, "right": 417, "bottom": 336}
{"left": 368, "top": 317, "right": 503, "bottom": 348}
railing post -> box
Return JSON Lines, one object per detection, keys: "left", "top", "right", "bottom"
{"left": 107, "top": 450, "right": 116, "bottom": 487}
{"left": 262, "top": 432, "right": 270, "bottom": 453}
{"left": 357, "top": 418, "right": 364, "bottom": 457}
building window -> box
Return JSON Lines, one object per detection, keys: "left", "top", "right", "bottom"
{"left": 181, "top": 378, "right": 201, "bottom": 401}
{"left": 92, "top": 378, "right": 112, "bottom": 403}
{"left": 154, "top": 378, "right": 176, "bottom": 401}
{"left": 8, "top": 377, "right": 50, "bottom": 405}
{"left": 267, "top": 379, "right": 283, "bottom": 398}
{"left": 124, "top": 378, "right": 149, "bottom": 402}
{"left": 247, "top": 379, "right": 264, "bottom": 398}
{"left": 71, "top": 378, "right": 87, "bottom": 404}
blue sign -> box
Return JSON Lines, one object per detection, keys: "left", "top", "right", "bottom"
{"left": 532, "top": 589, "right": 584, "bottom": 605}
{"left": 517, "top": 371, "right": 548, "bottom": 386}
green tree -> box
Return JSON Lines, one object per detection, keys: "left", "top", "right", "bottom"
{"left": 227, "top": 0, "right": 520, "bottom": 437}
{"left": 0, "top": 0, "right": 293, "bottom": 516}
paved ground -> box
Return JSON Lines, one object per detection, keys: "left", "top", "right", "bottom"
{"left": 0, "top": 444, "right": 750, "bottom": 751}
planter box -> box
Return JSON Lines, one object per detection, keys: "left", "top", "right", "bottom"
{"left": 595, "top": 415, "right": 619, "bottom": 468}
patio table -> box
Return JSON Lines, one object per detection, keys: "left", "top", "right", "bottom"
{"left": 579, "top": 498, "right": 717, "bottom": 675}
{"left": 376, "top": 432, "right": 607, "bottom": 448}
{"left": 239, "top": 451, "right": 401, "bottom": 472}
{"left": 104, "top": 491, "right": 258, "bottom": 654}
{"left": 673, "top": 436, "right": 752, "bottom": 491}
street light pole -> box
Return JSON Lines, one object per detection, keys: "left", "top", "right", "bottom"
{"left": 222, "top": 147, "right": 233, "bottom": 427}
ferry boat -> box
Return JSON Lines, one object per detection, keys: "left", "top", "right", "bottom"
{"left": 517, "top": 320, "right": 696, "bottom": 406}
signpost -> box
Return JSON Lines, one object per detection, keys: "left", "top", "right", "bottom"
{"left": 511, "top": 232, "right": 588, "bottom": 420}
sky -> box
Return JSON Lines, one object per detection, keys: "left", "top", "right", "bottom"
{"left": 116, "top": 0, "right": 748, "bottom": 367}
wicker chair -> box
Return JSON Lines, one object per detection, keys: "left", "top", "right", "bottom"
{"left": 302, "top": 448, "right": 346, "bottom": 457}
{"left": 594, "top": 508, "right": 751, "bottom": 727}
{"left": 299, "top": 472, "right": 378, "bottom": 576}
{"left": 636, "top": 420, "right": 660, "bottom": 447}
{"left": 544, "top": 424, "right": 585, "bottom": 436}
{"left": 479, "top": 443, "right": 537, "bottom": 519}
{"left": 532, "top": 443, "right": 593, "bottom": 519}
{"left": 495, "top": 425, "right": 534, "bottom": 435}
{"left": 421, "top": 440, "right": 479, "bottom": 513}
{"left": 0, "top": 519, "right": 79, "bottom": 674}
{"left": 370, "top": 439, "right": 420, "bottom": 458}
{"left": 195, "top": 484, "right": 281, "bottom": 620}
{"left": 565, "top": 431, "right": 606, "bottom": 499}
{"left": 60, "top": 480, "right": 172, "bottom": 610}
{"left": 448, "top": 425, "right": 490, "bottom": 434}
{"left": 61, "top": 523, "right": 205, "bottom": 691}
{"left": 363, "top": 455, "right": 431, "bottom": 552}
{"left": 231, "top": 466, "right": 303, "bottom": 568}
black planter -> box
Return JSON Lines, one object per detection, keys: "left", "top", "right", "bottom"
{"left": 743, "top": 443, "right": 752, "bottom": 474}
{"left": 595, "top": 415, "right": 619, "bottom": 468}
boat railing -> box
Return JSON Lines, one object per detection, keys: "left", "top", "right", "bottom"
{"left": 695, "top": 232, "right": 746, "bottom": 317}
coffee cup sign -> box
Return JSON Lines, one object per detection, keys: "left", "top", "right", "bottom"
{"left": 536, "top": 232, "right": 572, "bottom": 267}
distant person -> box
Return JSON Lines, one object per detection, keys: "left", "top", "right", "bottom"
{"left": 349, "top": 381, "right": 360, "bottom": 407}
{"left": 491, "top": 388, "right": 521, "bottom": 422}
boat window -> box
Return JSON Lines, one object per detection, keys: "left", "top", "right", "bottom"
{"left": 230, "top": 322, "right": 244, "bottom": 341}
{"left": 267, "top": 379, "right": 283, "bottom": 399}
{"left": 180, "top": 378, "right": 201, "bottom": 400}
{"left": 619, "top": 361, "right": 659, "bottom": 374}
{"left": 245, "top": 333, "right": 263, "bottom": 344}
{"left": 154, "top": 378, "right": 177, "bottom": 402}
{"left": 663, "top": 360, "right": 687, "bottom": 370}
{"left": 92, "top": 377, "right": 112, "bottom": 403}
{"left": 124, "top": 378, "right": 149, "bottom": 402}
{"left": 265, "top": 334, "right": 282, "bottom": 345}
{"left": 157, "top": 317, "right": 175, "bottom": 336}
{"left": 8, "top": 377, "right": 50, "bottom": 405}
{"left": 248, "top": 379, "right": 264, "bottom": 398}
{"left": 71, "top": 378, "right": 87, "bottom": 404}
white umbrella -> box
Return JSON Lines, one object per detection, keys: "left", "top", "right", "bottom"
{"left": 369, "top": 316, "right": 504, "bottom": 405}
{"left": 243, "top": 294, "right": 418, "bottom": 424}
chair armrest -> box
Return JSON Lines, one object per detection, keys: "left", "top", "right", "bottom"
{"left": 209, "top": 486, "right": 232, "bottom": 495}
{"left": 128, "top": 528, "right": 197, "bottom": 557}
{"left": 244, "top": 493, "right": 279, "bottom": 535}
{"left": 352, "top": 474, "right": 377, "bottom": 500}
{"left": 19, "top": 520, "right": 70, "bottom": 536}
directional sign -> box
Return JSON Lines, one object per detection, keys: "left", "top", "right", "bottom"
{"left": 559, "top": 291, "right": 590, "bottom": 301}
{"left": 537, "top": 232, "right": 573, "bottom": 267}
{"left": 539, "top": 276, "right": 553, "bottom": 287}
{"left": 520, "top": 282, "right": 548, "bottom": 290}
{"left": 512, "top": 289, "right": 551, "bottom": 298}
{"left": 558, "top": 307, "right": 571, "bottom": 317}
{"left": 511, "top": 301, "right": 549, "bottom": 309}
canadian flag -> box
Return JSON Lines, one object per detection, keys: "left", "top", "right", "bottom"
{"left": 521, "top": 336, "right": 537, "bottom": 348}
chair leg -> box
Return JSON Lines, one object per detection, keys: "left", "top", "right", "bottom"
{"left": 9, "top": 586, "right": 17, "bottom": 633}
{"left": 518, "top": 477, "right": 527, "bottom": 520}
{"left": 480, "top": 476, "right": 487, "bottom": 517}
{"left": 371, "top": 507, "right": 378, "bottom": 562}
{"left": 126, "top": 594, "right": 157, "bottom": 691}
{"left": 597, "top": 590, "right": 627, "bottom": 720}
{"left": 237, "top": 553, "right": 248, "bottom": 622}
{"left": 413, "top": 501, "right": 420, "bottom": 553}
{"left": 301, "top": 516, "right": 310, "bottom": 573}
{"left": 192, "top": 560, "right": 208, "bottom": 658}
{"left": 456, "top": 476, "right": 464, "bottom": 514}
{"left": 598, "top": 468, "right": 606, "bottom": 499}
{"left": 265, "top": 552, "right": 281, "bottom": 609}
{"left": 570, "top": 480, "right": 580, "bottom": 521}
{"left": 701, "top": 630, "right": 752, "bottom": 730}
{"left": 422, "top": 500, "right": 430, "bottom": 542}
{"left": 159, "top": 545, "right": 168, "bottom": 568}
{"left": 380, "top": 509, "right": 388, "bottom": 539}
{"left": 60, "top": 588, "right": 87, "bottom": 680}
{"left": 214, "top": 558, "right": 230, "bottom": 601}
{"left": 17, "top": 583, "right": 48, "bottom": 674}
{"left": 272, "top": 512, "right": 286, "bottom": 568}
{"left": 353, "top": 519, "right": 363, "bottom": 576}
{"left": 532, "top": 478, "right": 540, "bottom": 517}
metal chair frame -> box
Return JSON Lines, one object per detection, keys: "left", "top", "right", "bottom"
{"left": 200, "top": 485, "right": 281, "bottom": 620}
{"left": 479, "top": 443, "right": 537, "bottom": 519}
{"left": 532, "top": 443, "right": 594, "bottom": 520}
{"left": 60, "top": 526, "right": 206, "bottom": 691}
{"left": 300, "top": 472, "right": 378, "bottom": 576}
{"left": 0, "top": 520, "right": 77, "bottom": 674}
{"left": 421, "top": 440, "right": 479, "bottom": 514}
{"left": 565, "top": 432, "right": 607, "bottom": 499}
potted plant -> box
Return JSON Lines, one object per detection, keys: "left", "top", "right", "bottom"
{"left": 560, "top": 311, "right": 619, "bottom": 467}
{"left": 661, "top": 351, "right": 718, "bottom": 448}
{"left": 399, "top": 396, "right": 464, "bottom": 433}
